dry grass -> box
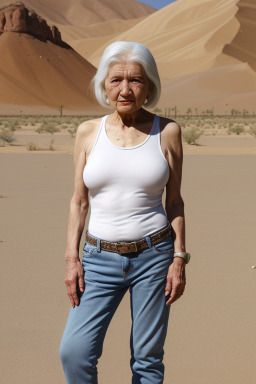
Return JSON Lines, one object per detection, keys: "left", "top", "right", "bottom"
{"left": 0, "top": 114, "right": 255, "bottom": 150}
{"left": 177, "top": 116, "right": 256, "bottom": 142}
{"left": 27, "top": 141, "right": 40, "bottom": 151}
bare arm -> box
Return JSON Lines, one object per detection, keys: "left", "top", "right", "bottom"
{"left": 162, "top": 121, "right": 186, "bottom": 306}
{"left": 64, "top": 123, "right": 90, "bottom": 307}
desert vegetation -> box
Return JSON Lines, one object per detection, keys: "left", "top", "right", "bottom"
{"left": 0, "top": 110, "right": 255, "bottom": 149}
{"left": 0, "top": 115, "right": 96, "bottom": 150}
{"left": 152, "top": 107, "right": 256, "bottom": 145}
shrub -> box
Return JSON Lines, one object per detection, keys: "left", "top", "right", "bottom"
{"left": 27, "top": 142, "right": 39, "bottom": 151}
{"left": 68, "top": 127, "right": 77, "bottom": 138}
{"left": 152, "top": 107, "right": 163, "bottom": 116}
{"left": 48, "top": 139, "right": 55, "bottom": 151}
{"left": 249, "top": 126, "right": 256, "bottom": 138}
{"left": 228, "top": 124, "right": 245, "bottom": 135}
{"left": 36, "top": 122, "right": 60, "bottom": 135}
{"left": 0, "top": 128, "right": 15, "bottom": 145}
{"left": 182, "top": 127, "right": 202, "bottom": 145}
{"left": 8, "top": 120, "right": 20, "bottom": 131}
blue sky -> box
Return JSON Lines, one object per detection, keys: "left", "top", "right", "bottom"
{"left": 136, "top": 0, "right": 178, "bottom": 9}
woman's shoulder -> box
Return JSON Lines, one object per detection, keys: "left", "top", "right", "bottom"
{"left": 76, "top": 117, "right": 104, "bottom": 139}
{"left": 158, "top": 116, "right": 181, "bottom": 140}
{"left": 157, "top": 116, "right": 182, "bottom": 158}
{"left": 74, "top": 117, "right": 105, "bottom": 160}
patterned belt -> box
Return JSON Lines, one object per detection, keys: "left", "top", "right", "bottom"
{"left": 85, "top": 223, "right": 172, "bottom": 254}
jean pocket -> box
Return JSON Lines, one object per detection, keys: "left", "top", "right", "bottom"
{"left": 83, "top": 242, "right": 98, "bottom": 258}
{"left": 153, "top": 236, "right": 174, "bottom": 254}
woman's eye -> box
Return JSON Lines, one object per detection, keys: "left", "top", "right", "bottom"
{"left": 132, "top": 79, "right": 141, "bottom": 83}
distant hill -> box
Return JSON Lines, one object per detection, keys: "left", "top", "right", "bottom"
{"left": 0, "top": 0, "right": 155, "bottom": 27}
{"left": 0, "top": 2, "right": 102, "bottom": 113}
{"left": 0, "top": 0, "right": 155, "bottom": 57}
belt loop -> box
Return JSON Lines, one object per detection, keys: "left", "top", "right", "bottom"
{"left": 145, "top": 236, "right": 152, "bottom": 249}
{"left": 97, "top": 238, "right": 101, "bottom": 253}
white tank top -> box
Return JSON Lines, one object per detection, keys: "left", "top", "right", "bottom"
{"left": 83, "top": 115, "right": 169, "bottom": 241}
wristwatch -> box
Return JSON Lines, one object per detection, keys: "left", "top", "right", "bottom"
{"left": 173, "top": 252, "right": 191, "bottom": 264}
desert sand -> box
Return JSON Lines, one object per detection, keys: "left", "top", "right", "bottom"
{"left": 1, "top": 147, "right": 256, "bottom": 384}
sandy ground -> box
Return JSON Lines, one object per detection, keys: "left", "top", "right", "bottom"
{"left": 1, "top": 149, "right": 256, "bottom": 384}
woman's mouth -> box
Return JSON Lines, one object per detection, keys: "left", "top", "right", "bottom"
{"left": 118, "top": 100, "right": 134, "bottom": 105}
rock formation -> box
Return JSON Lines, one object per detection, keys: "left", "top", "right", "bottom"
{"left": 0, "top": 2, "right": 67, "bottom": 47}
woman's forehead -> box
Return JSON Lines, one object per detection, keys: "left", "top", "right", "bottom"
{"left": 107, "top": 62, "right": 145, "bottom": 76}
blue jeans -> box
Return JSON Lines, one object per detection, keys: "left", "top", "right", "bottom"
{"left": 60, "top": 233, "right": 174, "bottom": 384}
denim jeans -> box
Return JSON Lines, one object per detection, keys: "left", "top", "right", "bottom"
{"left": 60, "top": 233, "right": 174, "bottom": 384}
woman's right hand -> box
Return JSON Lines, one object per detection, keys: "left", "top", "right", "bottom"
{"left": 64, "top": 257, "right": 85, "bottom": 307}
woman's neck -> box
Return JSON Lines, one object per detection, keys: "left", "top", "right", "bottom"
{"left": 109, "top": 108, "right": 154, "bottom": 128}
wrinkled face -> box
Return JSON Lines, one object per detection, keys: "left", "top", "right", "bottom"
{"left": 104, "top": 62, "right": 151, "bottom": 113}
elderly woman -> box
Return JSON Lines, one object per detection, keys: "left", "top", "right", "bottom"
{"left": 59, "top": 41, "right": 190, "bottom": 384}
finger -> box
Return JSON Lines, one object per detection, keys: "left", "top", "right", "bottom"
{"left": 68, "top": 294, "right": 75, "bottom": 308}
{"left": 166, "top": 282, "right": 184, "bottom": 305}
{"left": 166, "top": 281, "right": 186, "bottom": 305}
{"left": 73, "top": 293, "right": 80, "bottom": 307}
{"left": 166, "top": 287, "right": 179, "bottom": 306}
{"left": 67, "top": 282, "right": 79, "bottom": 307}
{"left": 78, "top": 272, "right": 85, "bottom": 292}
{"left": 70, "top": 284, "right": 80, "bottom": 306}
{"left": 165, "top": 279, "right": 172, "bottom": 296}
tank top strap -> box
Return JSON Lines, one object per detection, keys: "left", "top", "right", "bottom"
{"left": 148, "top": 115, "right": 167, "bottom": 162}
{"left": 88, "top": 115, "right": 109, "bottom": 159}
{"left": 148, "top": 114, "right": 161, "bottom": 147}
{"left": 151, "top": 114, "right": 160, "bottom": 136}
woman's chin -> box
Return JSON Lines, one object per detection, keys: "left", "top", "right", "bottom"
{"left": 115, "top": 102, "right": 142, "bottom": 114}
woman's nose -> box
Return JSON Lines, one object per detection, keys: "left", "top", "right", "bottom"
{"left": 120, "top": 80, "right": 131, "bottom": 96}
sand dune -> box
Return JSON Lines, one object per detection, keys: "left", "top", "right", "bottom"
{"left": 0, "top": 0, "right": 155, "bottom": 26}
{"left": 0, "top": 32, "right": 101, "bottom": 111}
{"left": 83, "top": 0, "right": 255, "bottom": 113}
{"left": 88, "top": 0, "right": 241, "bottom": 78}
{"left": 59, "top": 17, "right": 145, "bottom": 41}
{"left": 0, "top": 1, "right": 155, "bottom": 112}
{"left": 64, "top": 18, "right": 147, "bottom": 59}
{"left": 159, "top": 62, "right": 256, "bottom": 113}
{"left": 0, "top": 1, "right": 155, "bottom": 57}
{"left": 0, "top": 0, "right": 255, "bottom": 113}
{"left": 223, "top": 0, "right": 256, "bottom": 71}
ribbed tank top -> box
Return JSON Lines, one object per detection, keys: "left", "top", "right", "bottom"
{"left": 83, "top": 115, "right": 169, "bottom": 241}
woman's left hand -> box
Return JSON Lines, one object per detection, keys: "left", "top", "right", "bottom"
{"left": 165, "top": 258, "right": 186, "bottom": 305}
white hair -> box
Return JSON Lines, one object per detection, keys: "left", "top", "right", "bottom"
{"left": 91, "top": 41, "right": 161, "bottom": 109}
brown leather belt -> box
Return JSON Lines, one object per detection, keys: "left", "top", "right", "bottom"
{"left": 85, "top": 223, "right": 172, "bottom": 255}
